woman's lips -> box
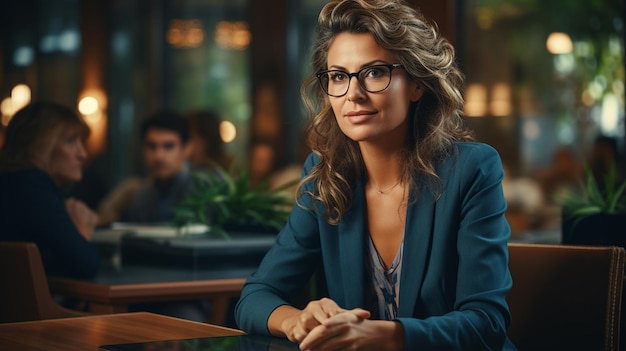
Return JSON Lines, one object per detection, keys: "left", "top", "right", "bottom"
{"left": 345, "top": 110, "right": 376, "bottom": 123}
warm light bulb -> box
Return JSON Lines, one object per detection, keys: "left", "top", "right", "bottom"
{"left": 546, "top": 32, "right": 573, "bottom": 54}
{"left": 220, "top": 121, "right": 237, "bottom": 143}
{"left": 464, "top": 84, "right": 487, "bottom": 117}
{"left": 11, "top": 84, "right": 31, "bottom": 111}
{"left": 1, "top": 97, "right": 14, "bottom": 126}
{"left": 78, "top": 96, "right": 99, "bottom": 115}
{"left": 490, "top": 83, "right": 512, "bottom": 117}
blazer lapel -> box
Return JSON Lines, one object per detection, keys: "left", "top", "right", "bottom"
{"left": 397, "top": 185, "right": 435, "bottom": 317}
{"left": 337, "top": 179, "right": 366, "bottom": 309}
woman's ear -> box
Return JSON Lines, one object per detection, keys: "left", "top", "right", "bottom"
{"left": 411, "top": 84, "right": 424, "bottom": 102}
{"left": 184, "top": 142, "right": 194, "bottom": 159}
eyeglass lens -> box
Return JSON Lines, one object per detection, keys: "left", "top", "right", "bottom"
{"left": 319, "top": 65, "right": 394, "bottom": 97}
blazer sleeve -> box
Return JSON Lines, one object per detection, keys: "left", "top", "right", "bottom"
{"left": 235, "top": 154, "right": 323, "bottom": 334}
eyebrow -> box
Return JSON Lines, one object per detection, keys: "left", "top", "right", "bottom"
{"left": 327, "top": 59, "right": 390, "bottom": 71}
{"left": 144, "top": 140, "right": 180, "bottom": 148}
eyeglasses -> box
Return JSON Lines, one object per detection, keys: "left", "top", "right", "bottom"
{"left": 316, "top": 63, "right": 403, "bottom": 97}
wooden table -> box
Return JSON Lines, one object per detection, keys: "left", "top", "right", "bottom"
{"left": 0, "top": 312, "right": 244, "bottom": 351}
{"left": 49, "top": 276, "right": 245, "bottom": 325}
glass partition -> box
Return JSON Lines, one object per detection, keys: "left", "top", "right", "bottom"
{"left": 0, "top": 0, "right": 81, "bottom": 123}
{"left": 108, "top": 0, "right": 250, "bottom": 182}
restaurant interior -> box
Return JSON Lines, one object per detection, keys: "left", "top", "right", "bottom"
{"left": 0, "top": 0, "right": 625, "bottom": 350}
{"left": 2, "top": 0, "right": 624, "bottom": 238}
{"left": 1, "top": 0, "right": 625, "bottom": 233}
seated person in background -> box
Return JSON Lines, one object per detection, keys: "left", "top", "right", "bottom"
{"left": 186, "top": 109, "right": 233, "bottom": 172}
{"left": 248, "top": 139, "right": 304, "bottom": 192}
{"left": 501, "top": 165, "right": 545, "bottom": 234}
{"left": 97, "top": 110, "right": 209, "bottom": 322}
{"left": 248, "top": 140, "right": 277, "bottom": 189}
{"left": 536, "top": 146, "right": 582, "bottom": 205}
{"left": 97, "top": 110, "right": 193, "bottom": 225}
{"left": 0, "top": 101, "right": 100, "bottom": 279}
{"left": 587, "top": 135, "right": 624, "bottom": 187}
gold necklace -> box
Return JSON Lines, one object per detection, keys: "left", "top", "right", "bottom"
{"left": 372, "top": 180, "right": 402, "bottom": 194}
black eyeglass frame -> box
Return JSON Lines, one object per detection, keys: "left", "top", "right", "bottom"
{"left": 316, "top": 63, "right": 404, "bottom": 97}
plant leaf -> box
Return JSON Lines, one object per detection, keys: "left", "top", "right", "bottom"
{"left": 171, "top": 165, "right": 295, "bottom": 238}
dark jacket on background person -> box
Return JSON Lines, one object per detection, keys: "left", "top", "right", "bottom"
{"left": 121, "top": 171, "right": 194, "bottom": 223}
{"left": 0, "top": 168, "right": 100, "bottom": 279}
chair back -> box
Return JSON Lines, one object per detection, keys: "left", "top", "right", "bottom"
{"left": 0, "top": 242, "right": 86, "bottom": 323}
{"left": 507, "top": 243, "right": 624, "bottom": 351}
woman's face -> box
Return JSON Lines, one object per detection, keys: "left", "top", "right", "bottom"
{"left": 325, "top": 32, "right": 422, "bottom": 146}
{"left": 47, "top": 128, "right": 87, "bottom": 186}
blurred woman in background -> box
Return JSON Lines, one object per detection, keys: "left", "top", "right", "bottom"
{"left": 186, "top": 109, "right": 233, "bottom": 171}
{"left": 0, "top": 101, "right": 100, "bottom": 279}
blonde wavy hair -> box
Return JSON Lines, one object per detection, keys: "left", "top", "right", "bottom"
{"left": 0, "top": 101, "right": 89, "bottom": 174}
{"left": 297, "top": 0, "right": 474, "bottom": 224}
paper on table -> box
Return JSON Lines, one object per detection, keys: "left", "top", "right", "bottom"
{"left": 92, "top": 229, "right": 133, "bottom": 244}
{"left": 111, "top": 222, "right": 210, "bottom": 237}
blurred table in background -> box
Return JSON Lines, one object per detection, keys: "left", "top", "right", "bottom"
{"left": 92, "top": 226, "right": 275, "bottom": 269}
{"left": 509, "top": 228, "right": 562, "bottom": 244}
{"left": 51, "top": 227, "right": 276, "bottom": 325}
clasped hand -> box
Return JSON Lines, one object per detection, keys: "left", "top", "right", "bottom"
{"left": 65, "top": 197, "right": 99, "bottom": 240}
{"left": 280, "top": 297, "right": 400, "bottom": 351}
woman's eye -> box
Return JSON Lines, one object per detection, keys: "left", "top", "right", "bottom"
{"left": 364, "top": 67, "right": 385, "bottom": 79}
{"left": 330, "top": 72, "right": 348, "bottom": 82}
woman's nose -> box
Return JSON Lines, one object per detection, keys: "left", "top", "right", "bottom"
{"left": 346, "top": 76, "right": 366, "bottom": 101}
{"left": 77, "top": 141, "right": 88, "bottom": 159}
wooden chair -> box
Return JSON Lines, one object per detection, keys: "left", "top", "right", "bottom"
{"left": 0, "top": 242, "right": 88, "bottom": 323}
{"left": 507, "top": 243, "right": 625, "bottom": 351}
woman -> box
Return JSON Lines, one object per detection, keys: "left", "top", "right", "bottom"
{"left": 235, "top": 0, "right": 516, "bottom": 350}
{"left": 0, "top": 101, "right": 100, "bottom": 279}
{"left": 186, "top": 109, "right": 233, "bottom": 172}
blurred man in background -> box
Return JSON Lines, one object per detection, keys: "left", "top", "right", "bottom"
{"left": 97, "top": 110, "right": 192, "bottom": 225}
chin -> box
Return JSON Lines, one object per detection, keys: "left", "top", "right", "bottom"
{"left": 153, "top": 171, "right": 170, "bottom": 178}
{"left": 52, "top": 173, "right": 82, "bottom": 186}
{"left": 67, "top": 176, "right": 83, "bottom": 184}
{"left": 69, "top": 171, "right": 83, "bottom": 182}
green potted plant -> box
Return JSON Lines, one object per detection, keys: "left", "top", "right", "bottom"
{"left": 172, "top": 166, "right": 298, "bottom": 239}
{"left": 560, "top": 162, "right": 626, "bottom": 246}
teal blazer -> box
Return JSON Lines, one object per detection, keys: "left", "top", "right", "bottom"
{"left": 235, "top": 142, "right": 517, "bottom": 350}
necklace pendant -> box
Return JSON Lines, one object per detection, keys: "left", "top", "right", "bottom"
{"left": 373, "top": 179, "right": 401, "bottom": 195}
